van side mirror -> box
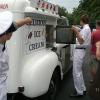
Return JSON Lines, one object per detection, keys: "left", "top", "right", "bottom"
{"left": 56, "top": 26, "right": 76, "bottom": 44}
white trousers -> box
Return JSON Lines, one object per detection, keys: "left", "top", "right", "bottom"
{"left": 0, "top": 76, "right": 7, "bottom": 100}
{"left": 73, "top": 49, "right": 86, "bottom": 94}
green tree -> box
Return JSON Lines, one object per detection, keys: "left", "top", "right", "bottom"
{"left": 71, "top": 0, "right": 100, "bottom": 24}
{"left": 58, "top": 7, "right": 68, "bottom": 17}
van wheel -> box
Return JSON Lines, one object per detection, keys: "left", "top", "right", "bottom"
{"left": 43, "top": 69, "right": 61, "bottom": 100}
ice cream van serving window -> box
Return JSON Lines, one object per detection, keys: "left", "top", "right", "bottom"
{"left": 32, "top": 19, "right": 46, "bottom": 26}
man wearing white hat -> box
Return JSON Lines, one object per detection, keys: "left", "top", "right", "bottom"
{"left": 0, "top": 11, "right": 32, "bottom": 100}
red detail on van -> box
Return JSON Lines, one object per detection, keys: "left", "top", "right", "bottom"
{"left": 50, "top": 5, "right": 52, "bottom": 9}
{"left": 46, "top": 4, "right": 48, "bottom": 9}
{"left": 0, "top": 4, "right": 8, "bottom": 9}
{"left": 42, "top": 2, "right": 45, "bottom": 8}
{"left": 28, "top": 32, "right": 32, "bottom": 39}
{"left": 37, "top": 0, "right": 41, "bottom": 7}
{"left": 53, "top": 6, "right": 56, "bottom": 11}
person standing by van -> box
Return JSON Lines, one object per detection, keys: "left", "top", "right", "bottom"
{"left": 90, "top": 20, "right": 100, "bottom": 76}
{"left": 0, "top": 11, "right": 32, "bottom": 100}
{"left": 70, "top": 15, "right": 91, "bottom": 97}
{"left": 89, "top": 41, "right": 100, "bottom": 100}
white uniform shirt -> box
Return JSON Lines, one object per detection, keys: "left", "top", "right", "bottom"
{"left": 0, "top": 44, "right": 9, "bottom": 76}
{"left": 76, "top": 24, "right": 91, "bottom": 48}
{"left": 0, "top": 22, "right": 17, "bottom": 76}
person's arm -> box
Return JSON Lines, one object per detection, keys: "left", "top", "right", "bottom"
{"left": 6, "top": 17, "right": 32, "bottom": 33}
{"left": 0, "top": 17, "right": 32, "bottom": 43}
{"left": 15, "top": 17, "right": 32, "bottom": 28}
{"left": 72, "top": 26, "right": 84, "bottom": 44}
{"left": 96, "top": 42, "right": 100, "bottom": 61}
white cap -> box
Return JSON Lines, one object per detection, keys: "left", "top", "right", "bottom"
{"left": 0, "top": 11, "right": 13, "bottom": 35}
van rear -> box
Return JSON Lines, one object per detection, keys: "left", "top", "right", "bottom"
{"left": 0, "top": 0, "right": 60, "bottom": 98}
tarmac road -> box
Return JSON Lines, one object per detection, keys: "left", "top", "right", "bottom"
{"left": 55, "top": 70, "right": 91, "bottom": 100}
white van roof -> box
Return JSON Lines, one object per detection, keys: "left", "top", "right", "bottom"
{"left": 0, "top": 0, "right": 59, "bottom": 18}
{"left": 25, "top": 0, "right": 59, "bottom": 18}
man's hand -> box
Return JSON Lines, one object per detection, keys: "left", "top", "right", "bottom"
{"left": 24, "top": 17, "right": 32, "bottom": 25}
{"left": 72, "top": 26, "right": 79, "bottom": 34}
{"left": 71, "top": 25, "right": 84, "bottom": 44}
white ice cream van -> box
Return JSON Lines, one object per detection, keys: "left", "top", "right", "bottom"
{"left": 0, "top": 0, "right": 75, "bottom": 100}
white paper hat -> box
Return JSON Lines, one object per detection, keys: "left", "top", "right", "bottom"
{"left": 0, "top": 11, "right": 13, "bottom": 35}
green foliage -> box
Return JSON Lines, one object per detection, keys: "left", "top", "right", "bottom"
{"left": 58, "top": 0, "right": 100, "bottom": 26}
{"left": 58, "top": 7, "right": 74, "bottom": 25}
{"left": 72, "top": 0, "right": 100, "bottom": 24}
{"left": 58, "top": 7, "right": 68, "bottom": 17}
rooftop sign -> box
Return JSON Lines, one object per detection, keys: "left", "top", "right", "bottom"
{"left": 29, "top": 0, "right": 58, "bottom": 14}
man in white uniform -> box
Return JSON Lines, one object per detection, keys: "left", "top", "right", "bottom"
{"left": 0, "top": 11, "right": 32, "bottom": 100}
{"left": 70, "top": 15, "right": 91, "bottom": 97}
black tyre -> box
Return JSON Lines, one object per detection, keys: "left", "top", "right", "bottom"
{"left": 7, "top": 94, "right": 17, "bottom": 100}
{"left": 43, "top": 69, "right": 61, "bottom": 100}
{"left": 7, "top": 93, "right": 24, "bottom": 100}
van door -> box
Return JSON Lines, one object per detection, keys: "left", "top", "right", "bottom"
{"left": 60, "top": 45, "right": 71, "bottom": 74}
{"left": 56, "top": 26, "right": 75, "bottom": 74}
